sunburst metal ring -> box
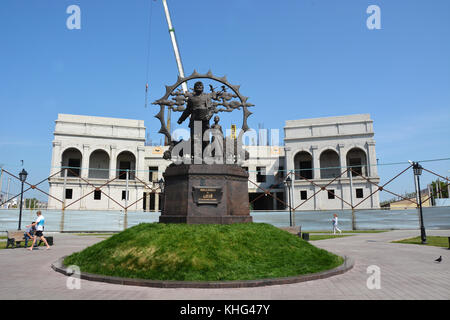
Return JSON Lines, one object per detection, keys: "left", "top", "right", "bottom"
{"left": 152, "top": 70, "right": 254, "bottom": 142}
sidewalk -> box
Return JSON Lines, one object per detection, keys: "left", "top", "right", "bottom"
{"left": 0, "top": 230, "right": 449, "bottom": 300}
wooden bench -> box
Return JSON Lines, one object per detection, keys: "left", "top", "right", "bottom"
{"left": 6, "top": 230, "right": 54, "bottom": 248}
{"left": 6, "top": 230, "right": 25, "bottom": 248}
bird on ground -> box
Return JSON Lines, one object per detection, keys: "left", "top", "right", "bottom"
{"left": 435, "top": 256, "right": 442, "bottom": 263}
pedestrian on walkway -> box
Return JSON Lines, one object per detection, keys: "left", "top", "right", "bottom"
{"left": 28, "top": 211, "right": 50, "bottom": 251}
{"left": 23, "top": 222, "right": 36, "bottom": 248}
{"left": 332, "top": 213, "right": 342, "bottom": 235}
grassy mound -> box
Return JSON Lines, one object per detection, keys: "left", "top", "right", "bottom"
{"left": 64, "top": 223, "right": 344, "bottom": 281}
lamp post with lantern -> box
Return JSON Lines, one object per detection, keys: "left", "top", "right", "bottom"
{"left": 413, "top": 162, "right": 427, "bottom": 244}
{"left": 158, "top": 178, "right": 165, "bottom": 214}
{"left": 18, "top": 168, "right": 28, "bottom": 230}
{"left": 285, "top": 176, "right": 293, "bottom": 227}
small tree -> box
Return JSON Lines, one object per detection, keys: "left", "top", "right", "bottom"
{"left": 430, "top": 180, "right": 449, "bottom": 199}
{"left": 25, "top": 198, "right": 39, "bottom": 209}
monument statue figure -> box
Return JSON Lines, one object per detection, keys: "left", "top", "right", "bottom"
{"left": 210, "top": 115, "right": 224, "bottom": 161}
{"left": 152, "top": 71, "right": 254, "bottom": 224}
{"left": 177, "top": 81, "right": 213, "bottom": 128}
{"left": 177, "top": 81, "right": 231, "bottom": 158}
{"left": 152, "top": 70, "right": 254, "bottom": 163}
{"left": 211, "top": 115, "right": 223, "bottom": 134}
{"left": 177, "top": 81, "right": 215, "bottom": 155}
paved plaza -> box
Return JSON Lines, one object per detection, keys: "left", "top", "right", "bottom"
{"left": 0, "top": 229, "right": 449, "bottom": 300}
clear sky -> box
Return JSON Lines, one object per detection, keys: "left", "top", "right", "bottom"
{"left": 0, "top": 0, "right": 449, "bottom": 202}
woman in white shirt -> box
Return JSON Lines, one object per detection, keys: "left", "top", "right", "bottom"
{"left": 332, "top": 213, "right": 342, "bottom": 235}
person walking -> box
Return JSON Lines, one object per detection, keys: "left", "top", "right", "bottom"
{"left": 28, "top": 211, "right": 50, "bottom": 250}
{"left": 332, "top": 213, "right": 342, "bottom": 235}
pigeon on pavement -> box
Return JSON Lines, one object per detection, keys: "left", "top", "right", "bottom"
{"left": 435, "top": 256, "right": 442, "bottom": 263}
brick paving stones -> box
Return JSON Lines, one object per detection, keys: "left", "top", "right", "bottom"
{"left": 0, "top": 229, "right": 449, "bottom": 300}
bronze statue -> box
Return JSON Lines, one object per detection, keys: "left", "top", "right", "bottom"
{"left": 177, "top": 82, "right": 212, "bottom": 128}
{"left": 177, "top": 81, "right": 211, "bottom": 153}
{"left": 153, "top": 71, "right": 254, "bottom": 163}
{"left": 210, "top": 115, "right": 223, "bottom": 159}
{"left": 177, "top": 81, "right": 225, "bottom": 155}
{"left": 211, "top": 115, "right": 223, "bottom": 132}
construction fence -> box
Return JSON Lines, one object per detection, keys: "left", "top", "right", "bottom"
{"left": 0, "top": 159, "right": 449, "bottom": 231}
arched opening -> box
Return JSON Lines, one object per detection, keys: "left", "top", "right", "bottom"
{"left": 116, "top": 151, "right": 136, "bottom": 180}
{"left": 346, "top": 148, "right": 367, "bottom": 176}
{"left": 320, "top": 149, "right": 340, "bottom": 179}
{"left": 61, "top": 148, "right": 82, "bottom": 177}
{"left": 294, "top": 151, "right": 313, "bottom": 179}
{"left": 89, "top": 150, "right": 110, "bottom": 179}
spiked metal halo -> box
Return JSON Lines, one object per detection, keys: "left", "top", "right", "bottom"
{"left": 152, "top": 70, "right": 254, "bottom": 142}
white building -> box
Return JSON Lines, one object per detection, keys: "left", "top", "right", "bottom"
{"left": 48, "top": 113, "right": 380, "bottom": 211}
{"left": 284, "top": 114, "right": 380, "bottom": 210}
{"left": 48, "top": 114, "right": 150, "bottom": 211}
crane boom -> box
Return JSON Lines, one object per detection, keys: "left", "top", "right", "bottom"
{"left": 161, "top": 0, "right": 188, "bottom": 144}
{"left": 162, "top": 0, "right": 188, "bottom": 93}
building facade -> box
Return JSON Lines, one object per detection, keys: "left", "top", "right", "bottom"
{"left": 48, "top": 113, "right": 380, "bottom": 211}
{"left": 48, "top": 114, "right": 149, "bottom": 211}
{"left": 284, "top": 114, "right": 380, "bottom": 210}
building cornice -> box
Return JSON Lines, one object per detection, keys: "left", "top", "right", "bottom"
{"left": 284, "top": 132, "right": 375, "bottom": 142}
{"left": 54, "top": 132, "right": 146, "bottom": 142}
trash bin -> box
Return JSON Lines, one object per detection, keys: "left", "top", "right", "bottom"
{"left": 302, "top": 233, "right": 310, "bottom": 241}
{"left": 47, "top": 236, "right": 54, "bottom": 246}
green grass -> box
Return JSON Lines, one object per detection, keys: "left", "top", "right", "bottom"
{"left": 0, "top": 241, "right": 46, "bottom": 250}
{"left": 309, "top": 234, "right": 353, "bottom": 241}
{"left": 306, "top": 230, "right": 389, "bottom": 234}
{"left": 392, "top": 236, "right": 450, "bottom": 248}
{"left": 64, "top": 223, "right": 344, "bottom": 282}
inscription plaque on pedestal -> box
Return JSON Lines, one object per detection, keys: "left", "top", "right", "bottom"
{"left": 192, "top": 187, "right": 223, "bottom": 205}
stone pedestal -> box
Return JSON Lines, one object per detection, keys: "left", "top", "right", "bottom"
{"left": 160, "top": 164, "right": 252, "bottom": 224}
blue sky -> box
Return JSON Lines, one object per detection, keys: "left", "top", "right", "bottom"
{"left": 0, "top": 0, "right": 449, "bottom": 201}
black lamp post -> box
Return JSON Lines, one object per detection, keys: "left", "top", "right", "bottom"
{"left": 285, "top": 176, "right": 292, "bottom": 227}
{"left": 158, "top": 178, "right": 165, "bottom": 213}
{"left": 413, "top": 162, "right": 427, "bottom": 244}
{"left": 18, "top": 168, "right": 28, "bottom": 230}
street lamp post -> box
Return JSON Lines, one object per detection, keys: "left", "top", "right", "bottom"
{"left": 158, "top": 178, "right": 165, "bottom": 214}
{"left": 18, "top": 169, "right": 28, "bottom": 230}
{"left": 413, "top": 162, "right": 427, "bottom": 244}
{"left": 285, "top": 176, "right": 292, "bottom": 227}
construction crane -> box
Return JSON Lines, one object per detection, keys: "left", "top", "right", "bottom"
{"left": 162, "top": 0, "right": 188, "bottom": 93}
{"left": 162, "top": 0, "right": 188, "bottom": 145}
{"left": 145, "top": 1, "right": 188, "bottom": 144}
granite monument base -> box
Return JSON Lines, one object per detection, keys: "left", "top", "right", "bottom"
{"left": 159, "top": 164, "right": 252, "bottom": 224}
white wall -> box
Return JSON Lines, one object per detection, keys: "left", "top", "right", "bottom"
{"left": 284, "top": 114, "right": 380, "bottom": 210}
{"left": 48, "top": 114, "right": 146, "bottom": 211}
{"left": 48, "top": 113, "right": 380, "bottom": 211}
